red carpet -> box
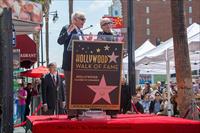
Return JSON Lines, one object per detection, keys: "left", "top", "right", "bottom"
{"left": 26, "top": 114, "right": 200, "bottom": 133}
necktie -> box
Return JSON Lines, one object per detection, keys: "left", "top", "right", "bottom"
{"left": 52, "top": 75, "right": 56, "bottom": 84}
{"left": 76, "top": 28, "right": 84, "bottom": 40}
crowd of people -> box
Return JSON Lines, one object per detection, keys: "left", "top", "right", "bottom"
{"left": 127, "top": 80, "right": 200, "bottom": 117}
{"left": 129, "top": 81, "right": 179, "bottom": 116}
{"left": 15, "top": 79, "right": 40, "bottom": 123}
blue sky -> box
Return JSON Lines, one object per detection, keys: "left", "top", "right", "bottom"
{"left": 42, "top": 0, "right": 112, "bottom": 67}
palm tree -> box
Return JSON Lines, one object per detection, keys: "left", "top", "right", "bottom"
{"left": 31, "top": 0, "right": 51, "bottom": 65}
{"left": 69, "top": 0, "right": 73, "bottom": 24}
{"left": 30, "top": 0, "right": 46, "bottom": 66}
{"left": 170, "top": 0, "right": 194, "bottom": 119}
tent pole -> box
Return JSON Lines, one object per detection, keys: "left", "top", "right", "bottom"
{"left": 166, "top": 49, "right": 172, "bottom": 116}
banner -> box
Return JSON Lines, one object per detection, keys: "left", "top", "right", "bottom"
{"left": 69, "top": 40, "right": 123, "bottom": 110}
{"left": 0, "top": 0, "right": 42, "bottom": 23}
{"left": 139, "top": 74, "right": 152, "bottom": 84}
{"left": 103, "top": 16, "right": 123, "bottom": 29}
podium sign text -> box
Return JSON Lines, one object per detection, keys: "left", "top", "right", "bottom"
{"left": 69, "top": 40, "right": 123, "bottom": 110}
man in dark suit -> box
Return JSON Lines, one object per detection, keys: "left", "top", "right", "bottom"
{"left": 42, "top": 63, "right": 65, "bottom": 115}
{"left": 57, "top": 12, "right": 86, "bottom": 118}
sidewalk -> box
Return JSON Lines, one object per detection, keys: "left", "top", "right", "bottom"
{"left": 14, "top": 127, "right": 25, "bottom": 133}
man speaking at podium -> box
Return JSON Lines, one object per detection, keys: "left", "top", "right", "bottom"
{"left": 57, "top": 11, "right": 86, "bottom": 119}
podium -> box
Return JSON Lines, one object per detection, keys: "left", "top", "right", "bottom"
{"left": 67, "top": 34, "right": 124, "bottom": 112}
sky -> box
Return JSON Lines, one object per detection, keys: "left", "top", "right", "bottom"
{"left": 42, "top": 0, "right": 113, "bottom": 67}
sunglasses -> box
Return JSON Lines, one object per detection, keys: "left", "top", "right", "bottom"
{"left": 78, "top": 17, "right": 86, "bottom": 21}
{"left": 155, "top": 95, "right": 160, "bottom": 96}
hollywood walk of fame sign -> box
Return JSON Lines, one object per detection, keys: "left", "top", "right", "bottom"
{"left": 69, "top": 40, "right": 123, "bottom": 110}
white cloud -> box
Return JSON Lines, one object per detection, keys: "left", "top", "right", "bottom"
{"left": 88, "top": 0, "right": 112, "bottom": 12}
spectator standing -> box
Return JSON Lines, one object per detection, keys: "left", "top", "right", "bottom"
{"left": 141, "top": 94, "right": 151, "bottom": 114}
{"left": 120, "top": 78, "right": 131, "bottom": 114}
{"left": 17, "top": 83, "right": 27, "bottom": 122}
{"left": 142, "top": 82, "right": 153, "bottom": 97}
{"left": 156, "top": 81, "right": 164, "bottom": 94}
{"left": 131, "top": 95, "right": 144, "bottom": 114}
{"left": 42, "top": 63, "right": 65, "bottom": 115}
{"left": 24, "top": 83, "right": 32, "bottom": 121}
{"left": 149, "top": 92, "right": 162, "bottom": 114}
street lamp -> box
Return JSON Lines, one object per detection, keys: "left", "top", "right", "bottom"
{"left": 40, "top": 10, "right": 58, "bottom": 66}
{"left": 40, "top": 24, "right": 45, "bottom": 66}
{"left": 51, "top": 11, "right": 58, "bottom": 23}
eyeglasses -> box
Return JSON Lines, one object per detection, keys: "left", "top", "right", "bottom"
{"left": 101, "top": 22, "right": 112, "bottom": 26}
{"left": 155, "top": 95, "right": 160, "bottom": 96}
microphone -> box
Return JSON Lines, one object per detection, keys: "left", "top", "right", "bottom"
{"left": 82, "top": 25, "right": 93, "bottom": 31}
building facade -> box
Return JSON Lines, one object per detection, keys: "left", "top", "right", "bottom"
{"left": 121, "top": 0, "right": 200, "bottom": 48}
{"left": 109, "top": 0, "right": 122, "bottom": 17}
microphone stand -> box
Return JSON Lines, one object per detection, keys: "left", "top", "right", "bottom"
{"left": 82, "top": 25, "right": 93, "bottom": 31}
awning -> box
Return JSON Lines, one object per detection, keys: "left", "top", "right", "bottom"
{"left": 20, "top": 66, "right": 64, "bottom": 78}
{"left": 14, "top": 35, "right": 37, "bottom": 68}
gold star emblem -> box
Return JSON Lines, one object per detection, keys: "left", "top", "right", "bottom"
{"left": 96, "top": 48, "right": 101, "bottom": 53}
{"left": 104, "top": 45, "right": 110, "bottom": 51}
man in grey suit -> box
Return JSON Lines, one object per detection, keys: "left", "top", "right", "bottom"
{"left": 57, "top": 11, "right": 86, "bottom": 119}
{"left": 42, "top": 63, "right": 65, "bottom": 115}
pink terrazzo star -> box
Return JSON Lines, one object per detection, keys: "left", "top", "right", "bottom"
{"left": 87, "top": 75, "right": 117, "bottom": 104}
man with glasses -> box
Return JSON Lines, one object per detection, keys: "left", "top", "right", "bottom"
{"left": 97, "top": 18, "right": 113, "bottom": 41}
{"left": 42, "top": 63, "right": 65, "bottom": 115}
{"left": 57, "top": 11, "right": 86, "bottom": 119}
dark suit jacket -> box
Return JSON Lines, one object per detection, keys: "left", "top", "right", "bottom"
{"left": 135, "top": 102, "right": 144, "bottom": 114}
{"left": 97, "top": 31, "right": 114, "bottom": 41}
{"left": 120, "top": 84, "right": 131, "bottom": 113}
{"left": 42, "top": 73, "right": 65, "bottom": 110}
{"left": 57, "top": 25, "right": 82, "bottom": 71}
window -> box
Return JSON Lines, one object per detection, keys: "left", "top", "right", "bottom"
{"left": 146, "top": 6, "right": 150, "bottom": 13}
{"left": 189, "top": 17, "right": 192, "bottom": 24}
{"left": 137, "top": 0, "right": 140, "bottom": 1}
{"left": 189, "top": 6, "right": 192, "bottom": 13}
{"left": 146, "top": 28, "right": 150, "bottom": 36}
{"left": 146, "top": 18, "right": 150, "bottom": 25}
{"left": 114, "top": 10, "right": 118, "bottom": 16}
{"left": 188, "top": 0, "right": 192, "bottom": 2}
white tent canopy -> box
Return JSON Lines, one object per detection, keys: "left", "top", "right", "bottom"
{"left": 136, "top": 23, "right": 200, "bottom": 74}
{"left": 123, "top": 39, "right": 155, "bottom": 64}
{"left": 123, "top": 39, "right": 155, "bottom": 73}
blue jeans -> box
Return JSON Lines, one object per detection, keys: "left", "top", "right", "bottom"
{"left": 18, "top": 104, "right": 25, "bottom": 122}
